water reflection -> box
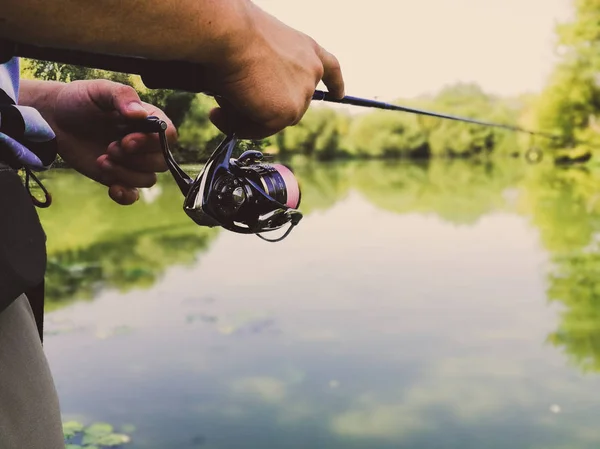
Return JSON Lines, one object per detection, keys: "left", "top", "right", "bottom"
{"left": 37, "top": 169, "right": 220, "bottom": 311}
{"left": 37, "top": 159, "right": 600, "bottom": 448}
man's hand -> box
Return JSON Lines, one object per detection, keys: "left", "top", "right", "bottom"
{"left": 205, "top": 2, "right": 345, "bottom": 139}
{"left": 3, "top": 0, "right": 345, "bottom": 141}
{"left": 22, "top": 79, "right": 177, "bottom": 205}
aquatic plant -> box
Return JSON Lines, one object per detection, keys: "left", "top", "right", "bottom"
{"left": 63, "top": 421, "right": 132, "bottom": 449}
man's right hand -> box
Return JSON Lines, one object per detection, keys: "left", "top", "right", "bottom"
{"left": 2, "top": 0, "right": 344, "bottom": 140}
{"left": 204, "top": 2, "right": 345, "bottom": 140}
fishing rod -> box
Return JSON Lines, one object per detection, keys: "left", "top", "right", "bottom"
{"left": 312, "top": 90, "right": 560, "bottom": 141}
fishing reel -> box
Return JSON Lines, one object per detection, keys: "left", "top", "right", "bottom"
{"left": 134, "top": 117, "right": 302, "bottom": 242}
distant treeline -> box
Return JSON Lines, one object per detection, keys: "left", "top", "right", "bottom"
{"left": 19, "top": 0, "right": 600, "bottom": 162}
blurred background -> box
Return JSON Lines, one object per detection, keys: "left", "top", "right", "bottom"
{"left": 26, "top": 1, "right": 600, "bottom": 448}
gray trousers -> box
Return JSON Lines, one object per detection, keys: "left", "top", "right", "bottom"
{"left": 0, "top": 294, "right": 64, "bottom": 449}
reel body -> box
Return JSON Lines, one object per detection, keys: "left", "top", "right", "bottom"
{"left": 143, "top": 117, "right": 302, "bottom": 242}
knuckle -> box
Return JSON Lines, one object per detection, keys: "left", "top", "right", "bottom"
{"left": 329, "top": 56, "right": 341, "bottom": 73}
{"left": 114, "top": 83, "right": 137, "bottom": 99}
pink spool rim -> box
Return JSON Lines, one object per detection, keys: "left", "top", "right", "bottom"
{"left": 272, "top": 164, "right": 300, "bottom": 209}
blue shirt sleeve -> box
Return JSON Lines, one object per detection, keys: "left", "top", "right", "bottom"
{"left": 0, "top": 57, "right": 58, "bottom": 171}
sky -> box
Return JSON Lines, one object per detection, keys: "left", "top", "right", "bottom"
{"left": 253, "top": 0, "right": 575, "bottom": 101}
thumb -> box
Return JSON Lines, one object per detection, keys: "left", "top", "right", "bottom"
{"left": 87, "top": 80, "right": 148, "bottom": 119}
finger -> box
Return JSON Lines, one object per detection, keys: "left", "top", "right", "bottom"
{"left": 315, "top": 46, "right": 345, "bottom": 99}
{"left": 97, "top": 154, "right": 158, "bottom": 188}
{"left": 109, "top": 184, "right": 139, "bottom": 206}
{"left": 209, "top": 107, "right": 281, "bottom": 140}
{"left": 87, "top": 80, "right": 149, "bottom": 119}
{"left": 119, "top": 133, "right": 163, "bottom": 155}
{"left": 107, "top": 144, "right": 168, "bottom": 172}
{"left": 117, "top": 111, "right": 177, "bottom": 153}
{"left": 139, "top": 102, "right": 179, "bottom": 142}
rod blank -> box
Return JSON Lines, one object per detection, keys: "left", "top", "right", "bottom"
{"left": 312, "top": 90, "right": 560, "bottom": 140}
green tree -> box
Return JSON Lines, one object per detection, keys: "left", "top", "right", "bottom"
{"left": 275, "top": 106, "right": 351, "bottom": 160}
{"left": 345, "top": 109, "right": 428, "bottom": 159}
{"left": 426, "top": 83, "right": 516, "bottom": 158}
{"left": 175, "top": 94, "right": 225, "bottom": 161}
{"left": 533, "top": 0, "right": 600, "bottom": 156}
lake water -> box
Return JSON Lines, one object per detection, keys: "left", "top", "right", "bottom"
{"left": 37, "top": 158, "right": 600, "bottom": 449}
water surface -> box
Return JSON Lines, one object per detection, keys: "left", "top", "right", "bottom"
{"left": 38, "top": 159, "right": 600, "bottom": 449}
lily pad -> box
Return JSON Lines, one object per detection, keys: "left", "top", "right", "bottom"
{"left": 63, "top": 421, "right": 85, "bottom": 439}
{"left": 63, "top": 420, "right": 133, "bottom": 448}
{"left": 83, "top": 422, "right": 114, "bottom": 438}
{"left": 82, "top": 433, "right": 130, "bottom": 446}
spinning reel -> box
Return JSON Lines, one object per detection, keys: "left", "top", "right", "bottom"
{"left": 133, "top": 117, "right": 302, "bottom": 243}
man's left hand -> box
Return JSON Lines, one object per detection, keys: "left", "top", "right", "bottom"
{"left": 48, "top": 79, "right": 177, "bottom": 205}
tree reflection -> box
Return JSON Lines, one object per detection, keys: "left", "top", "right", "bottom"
{"left": 37, "top": 161, "right": 600, "bottom": 375}
{"left": 524, "top": 167, "right": 600, "bottom": 373}
{"left": 38, "top": 170, "right": 220, "bottom": 310}
{"left": 546, "top": 246, "right": 600, "bottom": 373}
{"left": 352, "top": 158, "right": 525, "bottom": 225}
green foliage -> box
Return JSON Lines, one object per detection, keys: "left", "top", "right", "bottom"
{"left": 270, "top": 83, "right": 525, "bottom": 160}
{"left": 24, "top": 60, "right": 92, "bottom": 83}
{"left": 175, "top": 94, "right": 224, "bottom": 161}
{"left": 533, "top": 0, "right": 600, "bottom": 156}
{"left": 276, "top": 106, "right": 351, "bottom": 160}
{"left": 346, "top": 110, "right": 428, "bottom": 158}
{"left": 63, "top": 421, "right": 131, "bottom": 448}
{"left": 427, "top": 83, "right": 519, "bottom": 157}
{"left": 37, "top": 170, "right": 219, "bottom": 310}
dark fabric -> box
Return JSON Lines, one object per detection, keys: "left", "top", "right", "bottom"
{"left": 0, "top": 162, "right": 47, "bottom": 316}
{"left": 25, "top": 280, "right": 45, "bottom": 343}
{"left": 0, "top": 104, "right": 26, "bottom": 139}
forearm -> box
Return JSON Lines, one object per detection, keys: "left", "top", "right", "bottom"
{"left": 18, "top": 80, "right": 64, "bottom": 125}
{"left": 0, "top": 0, "right": 253, "bottom": 65}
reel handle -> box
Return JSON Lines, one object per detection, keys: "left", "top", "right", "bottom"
{"left": 115, "top": 116, "right": 168, "bottom": 136}
{"left": 114, "top": 115, "right": 194, "bottom": 196}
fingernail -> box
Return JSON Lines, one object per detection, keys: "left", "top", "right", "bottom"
{"left": 126, "top": 102, "right": 145, "bottom": 113}
{"left": 115, "top": 189, "right": 123, "bottom": 200}
{"left": 127, "top": 139, "right": 139, "bottom": 151}
{"left": 102, "top": 159, "right": 113, "bottom": 169}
